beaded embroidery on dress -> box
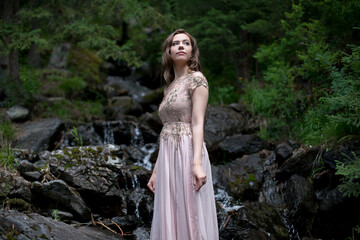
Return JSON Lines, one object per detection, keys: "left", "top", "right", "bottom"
{"left": 150, "top": 71, "right": 219, "bottom": 240}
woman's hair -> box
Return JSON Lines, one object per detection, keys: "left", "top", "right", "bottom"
{"left": 161, "top": 29, "right": 202, "bottom": 85}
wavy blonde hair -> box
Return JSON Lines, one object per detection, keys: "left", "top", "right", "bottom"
{"left": 161, "top": 29, "right": 202, "bottom": 85}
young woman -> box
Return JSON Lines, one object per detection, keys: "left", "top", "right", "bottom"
{"left": 147, "top": 29, "right": 219, "bottom": 240}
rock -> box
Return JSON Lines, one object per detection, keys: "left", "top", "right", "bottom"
{"left": 220, "top": 202, "right": 289, "bottom": 240}
{"left": 217, "top": 134, "right": 268, "bottom": 163}
{"left": 14, "top": 118, "right": 65, "bottom": 152}
{"left": 23, "top": 171, "right": 42, "bottom": 181}
{"left": 311, "top": 187, "right": 360, "bottom": 239}
{"left": 133, "top": 227, "right": 150, "bottom": 240}
{"left": 49, "top": 209, "right": 73, "bottom": 222}
{"left": 276, "top": 146, "right": 320, "bottom": 181}
{"left": 139, "top": 123, "right": 159, "bottom": 144}
{"left": 111, "top": 215, "right": 142, "bottom": 233}
{"left": 0, "top": 168, "right": 31, "bottom": 202}
{"left": 212, "top": 150, "right": 274, "bottom": 201}
{"left": 284, "top": 174, "right": 316, "bottom": 237}
{"left": 139, "top": 112, "right": 163, "bottom": 134}
{"left": 106, "top": 75, "right": 151, "bottom": 102}
{"left": 117, "top": 165, "right": 152, "bottom": 190}
{"left": 124, "top": 145, "right": 146, "bottom": 162}
{"left": 13, "top": 149, "right": 39, "bottom": 163}
{"left": 60, "top": 124, "right": 104, "bottom": 148}
{"left": 312, "top": 169, "right": 333, "bottom": 190}
{"left": 48, "top": 43, "right": 71, "bottom": 69}
{"left": 275, "top": 142, "right": 293, "bottom": 165}
{"left": 17, "top": 160, "right": 35, "bottom": 174}
{"left": 139, "top": 86, "right": 165, "bottom": 112}
{"left": 31, "top": 180, "right": 91, "bottom": 221}
{"left": 7, "top": 198, "right": 30, "bottom": 211}
{"left": 322, "top": 138, "right": 360, "bottom": 170}
{"left": 204, "top": 105, "right": 247, "bottom": 152}
{"left": 106, "top": 96, "right": 143, "bottom": 118}
{"left": 46, "top": 146, "right": 128, "bottom": 217}
{"left": 0, "top": 209, "right": 123, "bottom": 240}
{"left": 126, "top": 188, "right": 154, "bottom": 227}
{"left": 259, "top": 151, "right": 285, "bottom": 207}
{"left": 6, "top": 105, "right": 29, "bottom": 121}
{"left": 103, "top": 82, "right": 129, "bottom": 98}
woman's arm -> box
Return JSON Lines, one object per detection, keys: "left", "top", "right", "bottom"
{"left": 191, "top": 85, "right": 208, "bottom": 191}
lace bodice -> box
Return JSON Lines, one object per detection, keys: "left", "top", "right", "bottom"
{"left": 158, "top": 71, "right": 208, "bottom": 143}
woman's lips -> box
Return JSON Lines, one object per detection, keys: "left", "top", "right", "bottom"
{"left": 177, "top": 52, "right": 186, "bottom": 55}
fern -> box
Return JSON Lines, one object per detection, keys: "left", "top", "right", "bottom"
{"left": 335, "top": 152, "right": 360, "bottom": 198}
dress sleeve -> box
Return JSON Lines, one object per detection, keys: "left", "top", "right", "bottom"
{"left": 189, "top": 72, "right": 209, "bottom": 96}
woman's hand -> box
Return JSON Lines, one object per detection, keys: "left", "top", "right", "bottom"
{"left": 193, "top": 164, "right": 207, "bottom": 191}
{"left": 147, "top": 173, "right": 156, "bottom": 193}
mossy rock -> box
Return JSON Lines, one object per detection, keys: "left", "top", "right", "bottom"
{"left": 68, "top": 47, "right": 104, "bottom": 88}
{"left": 7, "top": 198, "right": 30, "bottom": 211}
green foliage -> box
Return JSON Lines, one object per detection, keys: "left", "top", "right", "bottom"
{"left": 335, "top": 152, "right": 360, "bottom": 198}
{"left": 0, "top": 120, "right": 17, "bottom": 170}
{"left": 58, "top": 77, "right": 87, "bottom": 98}
{"left": 19, "top": 66, "right": 41, "bottom": 98}
{"left": 209, "top": 85, "right": 238, "bottom": 105}
{"left": 37, "top": 98, "right": 105, "bottom": 122}
{"left": 298, "top": 44, "right": 360, "bottom": 144}
{"left": 71, "top": 127, "right": 83, "bottom": 147}
{"left": 52, "top": 209, "right": 61, "bottom": 221}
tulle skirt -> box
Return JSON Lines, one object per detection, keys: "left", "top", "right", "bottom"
{"left": 150, "top": 134, "right": 219, "bottom": 240}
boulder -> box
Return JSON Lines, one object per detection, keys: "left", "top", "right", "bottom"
{"left": 45, "top": 146, "right": 128, "bottom": 217}
{"left": 276, "top": 146, "right": 320, "bottom": 181}
{"left": 284, "top": 174, "right": 317, "bottom": 237}
{"left": 111, "top": 215, "right": 142, "bottom": 233}
{"left": 0, "top": 168, "right": 31, "bottom": 202}
{"left": 204, "top": 105, "right": 247, "bottom": 152}
{"left": 212, "top": 150, "right": 274, "bottom": 201}
{"left": 139, "top": 112, "right": 163, "bottom": 134}
{"left": 310, "top": 187, "right": 360, "bottom": 239}
{"left": 322, "top": 138, "right": 360, "bottom": 170}
{"left": 48, "top": 43, "right": 71, "bottom": 69}
{"left": 31, "top": 180, "right": 91, "bottom": 221}
{"left": 13, "top": 118, "right": 65, "bottom": 152}
{"left": 13, "top": 148, "right": 39, "bottom": 163}
{"left": 0, "top": 209, "right": 123, "bottom": 240}
{"left": 106, "top": 96, "right": 143, "bottom": 119}
{"left": 217, "top": 134, "right": 268, "bottom": 163}
{"left": 61, "top": 124, "right": 104, "bottom": 148}
{"left": 139, "top": 86, "right": 165, "bottom": 112}
{"left": 275, "top": 142, "right": 294, "bottom": 165}
{"left": 219, "top": 202, "right": 289, "bottom": 240}
{"left": 126, "top": 188, "right": 154, "bottom": 226}
{"left": 6, "top": 105, "right": 29, "bottom": 122}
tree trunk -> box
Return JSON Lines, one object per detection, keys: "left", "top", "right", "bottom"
{"left": 1, "top": 0, "right": 25, "bottom": 102}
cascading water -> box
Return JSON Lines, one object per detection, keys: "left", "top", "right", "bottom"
{"left": 103, "top": 122, "right": 114, "bottom": 145}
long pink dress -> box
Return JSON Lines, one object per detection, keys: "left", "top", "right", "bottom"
{"left": 150, "top": 71, "right": 219, "bottom": 240}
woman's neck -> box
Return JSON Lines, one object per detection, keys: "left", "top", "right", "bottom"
{"left": 173, "top": 64, "right": 190, "bottom": 80}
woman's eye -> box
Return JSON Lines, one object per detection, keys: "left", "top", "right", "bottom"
{"left": 184, "top": 42, "right": 190, "bottom": 46}
{"left": 172, "top": 42, "right": 178, "bottom": 46}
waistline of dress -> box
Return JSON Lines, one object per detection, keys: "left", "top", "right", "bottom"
{"left": 160, "top": 122, "right": 192, "bottom": 142}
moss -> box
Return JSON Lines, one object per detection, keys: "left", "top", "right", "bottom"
{"left": 247, "top": 173, "right": 257, "bottom": 182}
{"left": 7, "top": 198, "right": 30, "bottom": 211}
{"left": 130, "top": 165, "right": 141, "bottom": 171}
{"left": 39, "top": 234, "right": 49, "bottom": 239}
{"left": 68, "top": 47, "right": 103, "bottom": 88}
{"left": 85, "top": 148, "right": 99, "bottom": 155}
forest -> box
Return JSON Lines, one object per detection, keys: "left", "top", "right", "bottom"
{"left": 1, "top": 0, "right": 360, "bottom": 239}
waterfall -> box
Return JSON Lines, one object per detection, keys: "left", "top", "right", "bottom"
{"left": 103, "top": 122, "right": 114, "bottom": 145}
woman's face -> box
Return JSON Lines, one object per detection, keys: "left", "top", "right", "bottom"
{"left": 170, "top": 33, "right": 192, "bottom": 64}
